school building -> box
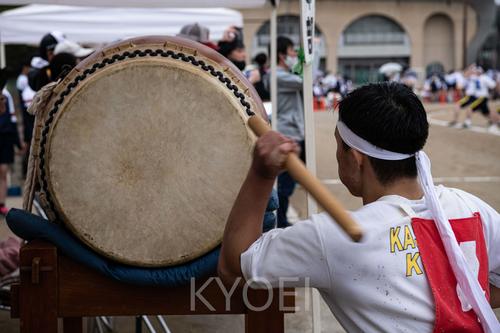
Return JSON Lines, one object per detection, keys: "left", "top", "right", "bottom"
{"left": 239, "top": 0, "right": 497, "bottom": 82}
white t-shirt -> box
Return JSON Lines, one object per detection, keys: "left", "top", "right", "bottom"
{"left": 21, "top": 85, "right": 36, "bottom": 109}
{"left": 475, "top": 74, "right": 496, "bottom": 98}
{"left": 453, "top": 71, "right": 466, "bottom": 89}
{"left": 464, "top": 75, "right": 478, "bottom": 97}
{"left": 240, "top": 186, "right": 500, "bottom": 333}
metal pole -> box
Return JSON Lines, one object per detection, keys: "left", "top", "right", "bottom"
{"left": 301, "top": 1, "right": 318, "bottom": 216}
{"left": 301, "top": 1, "right": 321, "bottom": 331}
{"left": 0, "top": 42, "right": 5, "bottom": 68}
{"left": 462, "top": 0, "right": 468, "bottom": 68}
{"left": 302, "top": 62, "right": 318, "bottom": 215}
{"left": 270, "top": 7, "right": 278, "bottom": 130}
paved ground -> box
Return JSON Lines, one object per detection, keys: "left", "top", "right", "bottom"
{"left": 0, "top": 102, "right": 499, "bottom": 332}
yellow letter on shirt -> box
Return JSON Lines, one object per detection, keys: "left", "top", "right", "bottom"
{"left": 406, "top": 252, "right": 423, "bottom": 277}
{"left": 390, "top": 227, "right": 403, "bottom": 253}
{"left": 403, "top": 225, "right": 416, "bottom": 250}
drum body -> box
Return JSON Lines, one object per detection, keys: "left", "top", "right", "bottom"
{"left": 32, "top": 36, "right": 265, "bottom": 267}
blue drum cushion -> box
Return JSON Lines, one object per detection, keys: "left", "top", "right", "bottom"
{"left": 5, "top": 189, "right": 278, "bottom": 287}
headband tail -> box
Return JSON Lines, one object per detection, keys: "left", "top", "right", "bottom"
{"left": 416, "top": 151, "right": 499, "bottom": 333}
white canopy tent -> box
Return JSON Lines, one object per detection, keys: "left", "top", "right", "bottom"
{"left": 0, "top": 5, "right": 243, "bottom": 45}
{"left": 0, "top": 0, "right": 267, "bottom": 7}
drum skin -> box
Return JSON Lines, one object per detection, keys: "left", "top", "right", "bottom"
{"left": 39, "top": 36, "right": 266, "bottom": 267}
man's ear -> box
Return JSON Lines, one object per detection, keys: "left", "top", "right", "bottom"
{"left": 350, "top": 149, "right": 364, "bottom": 170}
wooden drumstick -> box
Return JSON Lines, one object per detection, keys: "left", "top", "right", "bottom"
{"left": 248, "top": 115, "right": 363, "bottom": 242}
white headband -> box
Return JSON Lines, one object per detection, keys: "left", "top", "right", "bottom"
{"left": 337, "top": 120, "right": 500, "bottom": 333}
{"left": 336, "top": 121, "right": 413, "bottom": 161}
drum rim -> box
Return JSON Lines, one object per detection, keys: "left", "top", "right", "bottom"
{"left": 37, "top": 36, "right": 266, "bottom": 266}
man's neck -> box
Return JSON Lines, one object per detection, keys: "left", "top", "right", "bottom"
{"left": 361, "top": 177, "right": 424, "bottom": 205}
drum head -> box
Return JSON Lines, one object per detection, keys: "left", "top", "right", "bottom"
{"left": 43, "top": 37, "right": 263, "bottom": 267}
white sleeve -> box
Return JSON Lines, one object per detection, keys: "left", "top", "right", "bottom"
{"left": 16, "top": 76, "right": 27, "bottom": 91}
{"left": 455, "top": 190, "right": 500, "bottom": 287}
{"left": 240, "top": 218, "right": 331, "bottom": 289}
{"left": 2, "top": 89, "right": 15, "bottom": 116}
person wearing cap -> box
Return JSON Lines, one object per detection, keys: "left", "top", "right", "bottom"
{"left": 28, "top": 31, "right": 66, "bottom": 92}
{"left": 218, "top": 82, "right": 500, "bottom": 332}
{"left": 177, "top": 23, "right": 218, "bottom": 50}
{"left": 217, "top": 26, "right": 247, "bottom": 72}
{"left": 54, "top": 40, "right": 94, "bottom": 62}
{"left": 215, "top": 26, "right": 265, "bottom": 93}
{"left": 23, "top": 32, "right": 65, "bottom": 170}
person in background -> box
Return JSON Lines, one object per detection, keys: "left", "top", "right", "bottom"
{"left": 48, "top": 53, "right": 77, "bottom": 82}
{"left": 401, "top": 69, "right": 418, "bottom": 91}
{"left": 252, "top": 52, "right": 270, "bottom": 102}
{"left": 23, "top": 32, "right": 66, "bottom": 178}
{"left": 53, "top": 40, "right": 94, "bottom": 65}
{"left": 449, "top": 65, "right": 477, "bottom": 128}
{"left": 423, "top": 73, "right": 445, "bottom": 103}
{"left": 273, "top": 36, "right": 305, "bottom": 228}
{"left": 15, "top": 60, "right": 30, "bottom": 110}
{"left": 0, "top": 69, "right": 26, "bottom": 216}
{"left": 28, "top": 31, "right": 66, "bottom": 93}
{"left": 16, "top": 59, "right": 35, "bottom": 178}
{"left": 462, "top": 66, "right": 499, "bottom": 132}
{"left": 444, "top": 69, "right": 465, "bottom": 103}
{"left": 177, "top": 23, "right": 218, "bottom": 50}
{"left": 218, "top": 26, "right": 247, "bottom": 72}
{"left": 217, "top": 26, "right": 261, "bottom": 86}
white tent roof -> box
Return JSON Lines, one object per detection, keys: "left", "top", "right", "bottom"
{"left": 0, "top": 0, "right": 267, "bottom": 7}
{"left": 0, "top": 5, "right": 244, "bottom": 45}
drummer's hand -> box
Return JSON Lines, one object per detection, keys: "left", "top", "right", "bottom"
{"left": 251, "top": 131, "right": 299, "bottom": 179}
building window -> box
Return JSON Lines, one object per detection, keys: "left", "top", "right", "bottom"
{"left": 256, "top": 15, "right": 318, "bottom": 48}
{"left": 343, "top": 15, "right": 406, "bottom": 45}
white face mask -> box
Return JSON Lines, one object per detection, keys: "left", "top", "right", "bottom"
{"left": 284, "top": 55, "right": 298, "bottom": 70}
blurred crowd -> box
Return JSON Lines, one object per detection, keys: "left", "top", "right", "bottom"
{"left": 309, "top": 64, "right": 500, "bottom": 133}
{"left": 421, "top": 66, "right": 500, "bottom": 104}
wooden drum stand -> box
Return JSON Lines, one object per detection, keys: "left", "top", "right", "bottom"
{"left": 10, "top": 241, "right": 295, "bottom": 333}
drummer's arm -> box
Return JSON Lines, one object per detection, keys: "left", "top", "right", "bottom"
{"left": 218, "top": 132, "right": 297, "bottom": 284}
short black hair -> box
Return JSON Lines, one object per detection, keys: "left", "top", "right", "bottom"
{"left": 39, "top": 33, "right": 59, "bottom": 60}
{"left": 49, "top": 53, "right": 77, "bottom": 81}
{"left": 253, "top": 52, "right": 267, "bottom": 67}
{"left": 338, "top": 82, "right": 429, "bottom": 185}
{"left": 276, "top": 36, "right": 293, "bottom": 63}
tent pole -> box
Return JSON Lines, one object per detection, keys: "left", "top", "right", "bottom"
{"left": 0, "top": 41, "right": 5, "bottom": 68}
{"left": 270, "top": 6, "right": 277, "bottom": 131}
